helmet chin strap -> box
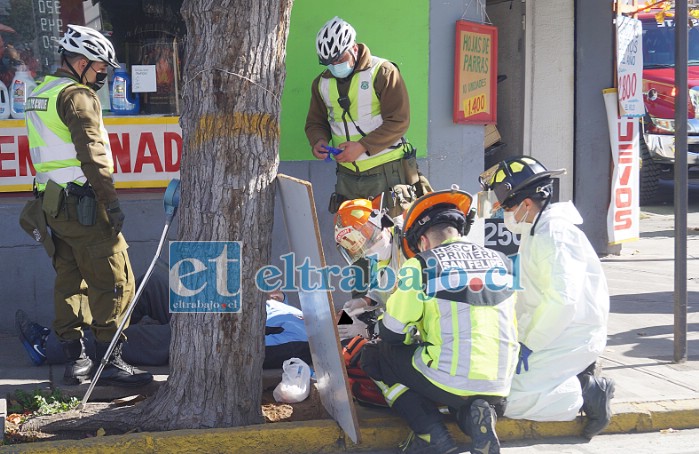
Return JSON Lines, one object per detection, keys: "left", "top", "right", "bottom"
{"left": 63, "top": 55, "right": 91, "bottom": 84}
{"left": 528, "top": 196, "right": 552, "bottom": 236}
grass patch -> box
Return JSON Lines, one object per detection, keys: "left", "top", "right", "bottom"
{"left": 8, "top": 388, "right": 79, "bottom": 416}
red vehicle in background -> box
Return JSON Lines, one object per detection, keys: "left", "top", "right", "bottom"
{"left": 639, "top": 11, "right": 699, "bottom": 203}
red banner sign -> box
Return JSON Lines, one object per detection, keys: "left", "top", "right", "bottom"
{"left": 0, "top": 117, "right": 182, "bottom": 192}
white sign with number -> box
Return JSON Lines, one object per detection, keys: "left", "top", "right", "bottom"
{"left": 616, "top": 16, "right": 644, "bottom": 117}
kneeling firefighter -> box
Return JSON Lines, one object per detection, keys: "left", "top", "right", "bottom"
{"left": 361, "top": 187, "right": 518, "bottom": 454}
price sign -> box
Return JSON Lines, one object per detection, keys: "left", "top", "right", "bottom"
{"left": 616, "top": 15, "right": 644, "bottom": 117}
{"left": 463, "top": 93, "right": 488, "bottom": 118}
{"left": 453, "top": 20, "right": 497, "bottom": 124}
{"left": 34, "top": 0, "right": 63, "bottom": 74}
{"left": 484, "top": 218, "right": 520, "bottom": 256}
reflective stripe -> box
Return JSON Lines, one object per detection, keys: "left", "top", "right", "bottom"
{"left": 413, "top": 294, "right": 518, "bottom": 396}
{"left": 26, "top": 76, "right": 112, "bottom": 190}
{"left": 450, "top": 301, "right": 459, "bottom": 376}
{"left": 31, "top": 142, "right": 81, "bottom": 168}
{"left": 386, "top": 242, "right": 519, "bottom": 396}
{"left": 382, "top": 311, "right": 406, "bottom": 334}
{"left": 338, "top": 147, "right": 405, "bottom": 172}
{"left": 318, "top": 57, "right": 406, "bottom": 172}
{"left": 374, "top": 380, "right": 408, "bottom": 407}
{"left": 35, "top": 166, "right": 86, "bottom": 186}
{"left": 382, "top": 382, "right": 408, "bottom": 406}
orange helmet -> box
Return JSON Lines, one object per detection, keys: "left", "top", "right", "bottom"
{"left": 334, "top": 198, "right": 393, "bottom": 264}
{"left": 401, "top": 187, "right": 474, "bottom": 259}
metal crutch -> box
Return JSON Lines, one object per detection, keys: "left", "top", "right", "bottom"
{"left": 78, "top": 178, "right": 181, "bottom": 410}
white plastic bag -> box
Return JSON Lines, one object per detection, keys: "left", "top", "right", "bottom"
{"left": 272, "top": 357, "right": 311, "bottom": 403}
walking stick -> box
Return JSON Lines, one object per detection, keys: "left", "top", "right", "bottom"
{"left": 78, "top": 178, "right": 181, "bottom": 411}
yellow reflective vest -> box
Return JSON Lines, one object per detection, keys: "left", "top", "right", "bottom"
{"left": 318, "top": 56, "right": 406, "bottom": 172}
{"left": 25, "top": 76, "right": 113, "bottom": 191}
{"left": 382, "top": 238, "right": 519, "bottom": 397}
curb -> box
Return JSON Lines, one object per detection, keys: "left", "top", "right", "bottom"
{"left": 3, "top": 398, "right": 699, "bottom": 453}
{"left": 0, "top": 399, "right": 6, "bottom": 444}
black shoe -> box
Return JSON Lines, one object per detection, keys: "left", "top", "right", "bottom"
{"left": 398, "top": 430, "right": 459, "bottom": 454}
{"left": 468, "top": 399, "right": 500, "bottom": 454}
{"left": 61, "top": 338, "right": 94, "bottom": 385}
{"left": 95, "top": 342, "right": 153, "bottom": 387}
{"left": 15, "top": 310, "right": 50, "bottom": 366}
{"left": 581, "top": 375, "right": 615, "bottom": 439}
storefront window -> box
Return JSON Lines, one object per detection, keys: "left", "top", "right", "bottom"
{"left": 0, "top": 0, "right": 185, "bottom": 117}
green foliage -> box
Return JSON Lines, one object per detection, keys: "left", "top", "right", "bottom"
{"left": 8, "top": 388, "right": 79, "bottom": 416}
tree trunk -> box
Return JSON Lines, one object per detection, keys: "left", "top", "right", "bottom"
{"left": 21, "top": 405, "right": 138, "bottom": 433}
{"left": 138, "top": 0, "right": 293, "bottom": 430}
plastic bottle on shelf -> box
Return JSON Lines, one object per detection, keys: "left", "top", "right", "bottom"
{"left": 96, "top": 67, "right": 111, "bottom": 114}
{"left": 10, "top": 65, "right": 37, "bottom": 119}
{"left": 110, "top": 65, "right": 139, "bottom": 115}
{"left": 0, "top": 80, "right": 10, "bottom": 120}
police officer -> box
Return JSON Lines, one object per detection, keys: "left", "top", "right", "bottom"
{"left": 305, "top": 16, "right": 427, "bottom": 217}
{"left": 25, "top": 24, "right": 152, "bottom": 387}
{"left": 361, "top": 188, "right": 519, "bottom": 454}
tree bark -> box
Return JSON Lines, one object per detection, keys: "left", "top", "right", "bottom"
{"left": 21, "top": 405, "right": 140, "bottom": 434}
{"left": 136, "top": 0, "right": 293, "bottom": 430}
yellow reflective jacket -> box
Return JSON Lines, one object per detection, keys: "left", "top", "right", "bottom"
{"left": 381, "top": 238, "right": 519, "bottom": 397}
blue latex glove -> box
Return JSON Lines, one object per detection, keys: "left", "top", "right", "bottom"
{"left": 516, "top": 343, "right": 532, "bottom": 374}
{"left": 320, "top": 145, "right": 343, "bottom": 162}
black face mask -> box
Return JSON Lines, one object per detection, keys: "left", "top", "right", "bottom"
{"left": 88, "top": 71, "right": 108, "bottom": 91}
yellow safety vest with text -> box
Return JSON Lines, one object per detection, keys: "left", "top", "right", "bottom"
{"left": 382, "top": 239, "right": 519, "bottom": 397}
{"left": 318, "top": 57, "right": 406, "bottom": 172}
{"left": 25, "top": 76, "right": 113, "bottom": 191}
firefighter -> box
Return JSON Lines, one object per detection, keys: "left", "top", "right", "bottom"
{"left": 333, "top": 197, "right": 404, "bottom": 339}
{"left": 361, "top": 188, "right": 518, "bottom": 454}
{"left": 24, "top": 25, "right": 151, "bottom": 387}
{"left": 479, "top": 156, "right": 614, "bottom": 438}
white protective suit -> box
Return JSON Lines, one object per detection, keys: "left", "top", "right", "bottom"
{"left": 504, "top": 201, "right": 610, "bottom": 421}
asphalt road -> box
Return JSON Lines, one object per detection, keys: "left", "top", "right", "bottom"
{"left": 354, "top": 427, "right": 699, "bottom": 453}
{"left": 647, "top": 178, "right": 699, "bottom": 209}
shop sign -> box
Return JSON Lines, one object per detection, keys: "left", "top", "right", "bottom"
{"left": 453, "top": 20, "right": 498, "bottom": 124}
{"left": 603, "top": 88, "right": 640, "bottom": 244}
{"left": 616, "top": 15, "right": 644, "bottom": 117}
{"left": 0, "top": 117, "right": 181, "bottom": 192}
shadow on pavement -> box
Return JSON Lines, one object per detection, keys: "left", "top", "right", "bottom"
{"left": 606, "top": 322, "right": 699, "bottom": 361}
{"left": 610, "top": 292, "right": 699, "bottom": 314}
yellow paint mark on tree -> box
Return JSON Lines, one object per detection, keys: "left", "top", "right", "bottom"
{"left": 191, "top": 112, "right": 280, "bottom": 148}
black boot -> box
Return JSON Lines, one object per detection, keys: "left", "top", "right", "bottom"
{"left": 399, "top": 424, "right": 458, "bottom": 454}
{"left": 95, "top": 341, "right": 153, "bottom": 387}
{"left": 61, "top": 338, "right": 93, "bottom": 385}
{"left": 460, "top": 399, "right": 500, "bottom": 454}
{"left": 579, "top": 374, "right": 615, "bottom": 439}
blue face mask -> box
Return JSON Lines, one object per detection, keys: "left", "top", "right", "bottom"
{"left": 327, "top": 60, "right": 354, "bottom": 79}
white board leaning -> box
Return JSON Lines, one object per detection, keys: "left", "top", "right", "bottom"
{"left": 276, "top": 174, "right": 361, "bottom": 444}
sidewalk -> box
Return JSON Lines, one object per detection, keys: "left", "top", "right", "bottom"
{"left": 1, "top": 201, "right": 698, "bottom": 453}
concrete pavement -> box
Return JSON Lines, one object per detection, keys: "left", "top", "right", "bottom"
{"left": 1, "top": 195, "right": 698, "bottom": 452}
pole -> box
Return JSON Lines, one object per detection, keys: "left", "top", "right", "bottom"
{"left": 674, "top": 0, "right": 688, "bottom": 363}
{"left": 77, "top": 179, "right": 181, "bottom": 410}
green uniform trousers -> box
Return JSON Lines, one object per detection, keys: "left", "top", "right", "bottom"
{"left": 334, "top": 158, "right": 406, "bottom": 218}
{"left": 45, "top": 192, "right": 134, "bottom": 343}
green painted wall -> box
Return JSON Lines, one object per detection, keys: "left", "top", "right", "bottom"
{"left": 280, "top": 1, "right": 429, "bottom": 161}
